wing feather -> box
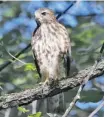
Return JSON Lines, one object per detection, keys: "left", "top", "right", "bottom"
{"left": 31, "top": 25, "right": 41, "bottom": 78}
{"left": 64, "top": 49, "right": 71, "bottom": 77}
{"left": 32, "top": 52, "right": 41, "bottom": 78}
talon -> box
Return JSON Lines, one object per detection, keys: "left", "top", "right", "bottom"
{"left": 43, "top": 79, "right": 49, "bottom": 85}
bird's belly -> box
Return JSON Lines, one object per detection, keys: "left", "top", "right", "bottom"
{"left": 34, "top": 40, "right": 60, "bottom": 77}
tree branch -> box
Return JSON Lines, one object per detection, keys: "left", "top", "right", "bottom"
{"left": 88, "top": 100, "right": 104, "bottom": 117}
{"left": 62, "top": 60, "right": 100, "bottom": 117}
{"left": 0, "top": 43, "right": 31, "bottom": 71}
{"left": 0, "top": 60, "right": 103, "bottom": 110}
{"left": 62, "top": 44, "right": 104, "bottom": 117}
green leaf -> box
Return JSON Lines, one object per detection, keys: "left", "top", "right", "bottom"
{"left": 13, "top": 78, "right": 27, "bottom": 85}
{"left": 28, "top": 112, "right": 42, "bottom": 117}
{"left": 17, "top": 106, "right": 29, "bottom": 113}
{"left": 24, "top": 63, "right": 36, "bottom": 71}
{"left": 3, "top": 9, "right": 15, "bottom": 17}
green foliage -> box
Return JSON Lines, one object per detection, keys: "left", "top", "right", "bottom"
{"left": 17, "top": 106, "right": 29, "bottom": 113}
{"left": 24, "top": 63, "right": 36, "bottom": 71}
{"left": 28, "top": 112, "right": 42, "bottom": 117}
{"left": 70, "top": 23, "right": 104, "bottom": 69}
{"left": 13, "top": 77, "right": 27, "bottom": 85}
{"left": 3, "top": 9, "right": 15, "bottom": 17}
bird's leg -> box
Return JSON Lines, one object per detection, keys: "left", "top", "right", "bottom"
{"left": 39, "top": 78, "right": 49, "bottom": 86}
{"left": 42, "top": 71, "right": 49, "bottom": 86}
{"left": 43, "top": 79, "right": 49, "bottom": 85}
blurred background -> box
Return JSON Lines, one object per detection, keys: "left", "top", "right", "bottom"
{"left": 0, "top": 1, "right": 104, "bottom": 117}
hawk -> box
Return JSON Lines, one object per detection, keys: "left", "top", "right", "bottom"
{"left": 31, "top": 8, "right": 71, "bottom": 84}
{"left": 31, "top": 8, "right": 71, "bottom": 113}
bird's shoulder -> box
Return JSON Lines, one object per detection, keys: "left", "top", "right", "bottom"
{"left": 31, "top": 26, "right": 41, "bottom": 46}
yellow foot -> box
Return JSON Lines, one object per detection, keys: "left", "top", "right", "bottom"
{"left": 39, "top": 80, "right": 49, "bottom": 86}
{"left": 43, "top": 79, "right": 49, "bottom": 86}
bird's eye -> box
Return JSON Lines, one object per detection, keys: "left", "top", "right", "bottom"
{"left": 41, "top": 12, "right": 46, "bottom": 16}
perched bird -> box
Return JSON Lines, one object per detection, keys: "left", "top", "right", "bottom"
{"left": 31, "top": 8, "right": 71, "bottom": 114}
{"left": 31, "top": 8, "right": 71, "bottom": 84}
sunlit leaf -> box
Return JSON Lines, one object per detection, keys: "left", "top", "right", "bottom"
{"left": 24, "top": 63, "right": 36, "bottom": 71}
{"left": 28, "top": 112, "right": 42, "bottom": 117}
{"left": 17, "top": 106, "right": 29, "bottom": 113}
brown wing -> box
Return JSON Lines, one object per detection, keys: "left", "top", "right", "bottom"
{"left": 59, "top": 23, "right": 71, "bottom": 77}
{"left": 64, "top": 49, "right": 71, "bottom": 77}
{"left": 32, "top": 51, "right": 41, "bottom": 78}
{"left": 32, "top": 25, "right": 41, "bottom": 78}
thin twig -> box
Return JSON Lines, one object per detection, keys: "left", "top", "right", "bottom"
{"left": 99, "top": 43, "right": 104, "bottom": 54}
{"left": 56, "top": 1, "right": 76, "bottom": 19}
{"left": 88, "top": 100, "right": 104, "bottom": 117}
{"left": 0, "top": 60, "right": 103, "bottom": 110}
{"left": 62, "top": 86, "right": 81, "bottom": 117}
{"left": 0, "top": 43, "right": 31, "bottom": 71}
{"left": 92, "top": 79, "right": 104, "bottom": 90}
{"left": 97, "top": 43, "right": 104, "bottom": 62}
{"left": 62, "top": 61, "right": 98, "bottom": 117}
{"left": 76, "top": 44, "right": 103, "bottom": 55}
{"left": 7, "top": 50, "right": 26, "bottom": 65}
{"left": 62, "top": 43, "right": 104, "bottom": 117}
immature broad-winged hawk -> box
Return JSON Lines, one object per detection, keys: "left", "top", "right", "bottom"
{"left": 31, "top": 8, "right": 71, "bottom": 113}
{"left": 31, "top": 8, "right": 71, "bottom": 84}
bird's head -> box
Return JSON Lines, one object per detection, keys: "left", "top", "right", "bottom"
{"left": 35, "top": 8, "right": 56, "bottom": 24}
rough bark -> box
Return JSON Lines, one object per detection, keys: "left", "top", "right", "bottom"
{"left": 0, "top": 60, "right": 104, "bottom": 110}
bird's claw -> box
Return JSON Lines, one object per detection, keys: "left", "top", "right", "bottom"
{"left": 43, "top": 79, "right": 49, "bottom": 86}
